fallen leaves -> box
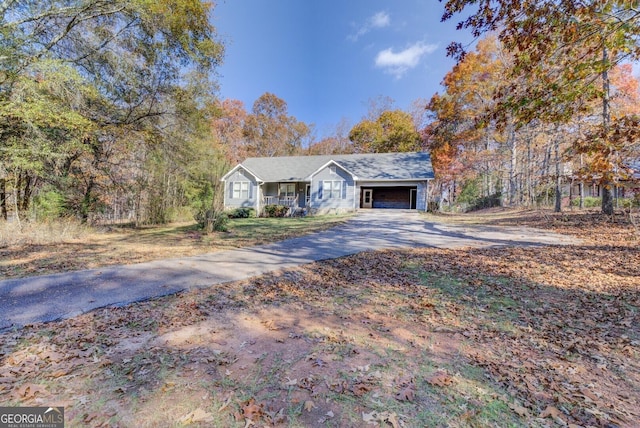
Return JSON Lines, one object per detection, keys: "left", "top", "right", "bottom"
{"left": 395, "top": 379, "right": 416, "bottom": 402}
{"left": 426, "top": 370, "right": 455, "bottom": 387}
{"left": 178, "top": 408, "right": 214, "bottom": 425}
{"left": 362, "top": 410, "right": 401, "bottom": 427}
{"left": 15, "top": 383, "right": 47, "bottom": 400}
{"left": 241, "top": 398, "right": 264, "bottom": 422}
{"left": 0, "top": 210, "right": 638, "bottom": 427}
{"left": 303, "top": 400, "right": 316, "bottom": 412}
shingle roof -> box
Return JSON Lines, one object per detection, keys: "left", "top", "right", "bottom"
{"left": 239, "top": 152, "right": 434, "bottom": 182}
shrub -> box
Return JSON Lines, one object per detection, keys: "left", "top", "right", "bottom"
{"left": 194, "top": 209, "right": 228, "bottom": 233}
{"left": 456, "top": 178, "right": 501, "bottom": 212}
{"left": 226, "top": 207, "right": 255, "bottom": 218}
{"left": 263, "top": 204, "right": 289, "bottom": 218}
{"left": 31, "top": 188, "right": 67, "bottom": 220}
{"left": 571, "top": 197, "right": 601, "bottom": 208}
{"left": 620, "top": 197, "right": 640, "bottom": 209}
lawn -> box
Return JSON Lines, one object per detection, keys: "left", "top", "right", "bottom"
{"left": 0, "top": 214, "right": 350, "bottom": 280}
{"left": 0, "top": 209, "right": 638, "bottom": 427}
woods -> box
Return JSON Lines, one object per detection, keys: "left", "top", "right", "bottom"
{"left": 437, "top": 0, "right": 640, "bottom": 213}
{"left": 426, "top": 38, "right": 640, "bottom": 210}
{"left": 1, "top": 0, "right": 224, "bottom": 225}
{"left": 1, "top": 1, "right": 639, "bottom": 228}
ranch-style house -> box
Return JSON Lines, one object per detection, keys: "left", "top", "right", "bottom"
{"left": 221, "top": 152, "right": 435, "bottom": 215}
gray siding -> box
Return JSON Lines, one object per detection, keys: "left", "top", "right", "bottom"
{"left": 417, "top": 181, "right": 428, "bottom": 211}
{"left": 224, "top": 169, "right": 258, "bottom": 209}
{"left": 310, "top": 165, "right": 355, "bottom": 212}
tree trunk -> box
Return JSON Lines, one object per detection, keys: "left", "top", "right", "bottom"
{"left": 81, "top": 177, "right": 95, "bottom": 223}
{"left": 12, "top": 173, "right": 22, "bottom": 231}
{"left": 526, "top": 138, "right": 533, "bottom": 207}
{"left": 601, "top": 46, "right": 614, "bottom": 215}
{"left": 0, "top": 178, "right": 7, "bottom": 220}
{"left": 554, "top": 135, "right": 562, "bottom": 213}
{"left": 21, "top": 174, "right": 34, "bottom": 211}
{"left": 508, "top": 120, "right": 517, "bottom": 206}
{"left": 579, "top": 154, "right": 584, "bottom": 209}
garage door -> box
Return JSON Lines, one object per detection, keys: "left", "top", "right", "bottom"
{"left": 362, "top": 187, "right": 417, "bottom": 209}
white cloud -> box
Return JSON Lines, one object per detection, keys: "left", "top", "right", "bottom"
{"left": 375, "top": 42, "right": 438, "bottom": 78}
{"left": 370, "top": 11, "right": 390, "bottom": 29}
{"left": 348, "top": 11, "right": 390, "bottom": 41}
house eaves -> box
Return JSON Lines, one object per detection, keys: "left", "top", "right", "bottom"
{"left": 305, "top": 159, "right": 359, "bottom": 181}
{"left": 220, "top": 164, "right": 264, "bottom": 183}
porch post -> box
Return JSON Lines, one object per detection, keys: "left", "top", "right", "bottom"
{"left": 353, "top": 181, "right": 358, "bottom": 211}
{"left": 256, "top": 183, "right": 261, "bottom": 216}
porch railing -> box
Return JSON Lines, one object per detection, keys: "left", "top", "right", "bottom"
{"left": 263, "top": 195, "right": 298, "bottom": 207}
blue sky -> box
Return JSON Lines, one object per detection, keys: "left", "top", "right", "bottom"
{"left": 211, "top": 1, "right": 473, "bottom": 137}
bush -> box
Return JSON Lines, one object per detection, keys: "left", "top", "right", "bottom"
{"left": 620, "top": 197, "right": 640, "bottom": 209}
{"left": 194, "top": 209, "right": 228, "bottom": 233}
{"left": 570, "top": 197, "right": 601, "bottom": 208}
{"left": 226, "top": 207, "right": 255, "bottom": 218}
{"left": 456, "top": 178, "right": 501, "bottom": 212}
{"left": 31, "top": 188, "right": 67, "bottom": 220}
{"left": 263, "top": 204, "right": 289, "bottom": 218}
{"left": 427, "top": 201, "right": 440, "bottom": 212}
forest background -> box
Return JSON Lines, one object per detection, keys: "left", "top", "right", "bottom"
{"left": 2, "top": 0, "right": 640, "bottom": 229}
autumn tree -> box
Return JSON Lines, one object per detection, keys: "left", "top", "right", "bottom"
{"left": 427, "top": 36, "right": 512, "bottom": 208}
{"left": 243, "top": 93, "right": 311, "bottom": 157}
{"left": 1, "top": 0, "right": 225, "bottom": 223}
{"left": 211, "top": 99, "right": 249, "bottom": 164}
{"left": 442, "top": 0, "right": 640, "bottom": 214}
{"left": 349, "top": 110, "right": 422, "bottom": 153}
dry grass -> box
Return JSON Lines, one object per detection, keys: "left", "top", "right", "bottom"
{"left": 0, "top": 209, "right": 638, "bottom": 427}
{"left": 0, "top": 217, "right": 92, "bottom": 247}
{"left": 0, "top": 215, "right": 350, "bottom": 280}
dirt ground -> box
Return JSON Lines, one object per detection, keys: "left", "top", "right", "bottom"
{"left": 0, "top": 209, "right": 638, "bottom": 427}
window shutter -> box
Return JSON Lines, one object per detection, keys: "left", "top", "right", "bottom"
{"left": 249, "top": 182, "right": 254, "bottom": 199}
{"left": 229, "top": 181, "right": 234, "bottom": 199}
{"left": 342, "top": 181, "right": 347, "bottom": 199}
{"left": 318, "top": 181, "right": 323, "bottom": 199}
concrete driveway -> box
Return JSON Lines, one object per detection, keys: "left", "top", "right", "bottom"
{"left": 0, "top": 210, "right": 578, "bottom": 330}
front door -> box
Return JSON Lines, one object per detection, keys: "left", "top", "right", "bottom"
{"left": 362, "top": 189, "right": 373, "bottom": 208}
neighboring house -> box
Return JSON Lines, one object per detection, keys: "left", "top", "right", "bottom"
{"left": 565, "top": 159, "right": 640, "bottom": 201}
{"left": 631, "top": 160, "right": 640, "bottom": 181}
{"left": 221, "top": 152, "right": 435, "bottom": 215}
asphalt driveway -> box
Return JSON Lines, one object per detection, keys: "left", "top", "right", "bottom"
{"left": 0, "top": 211, "right": 579, "bottom": 330}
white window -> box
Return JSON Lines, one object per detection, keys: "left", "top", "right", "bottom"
{"left": 322, "top": 180, "right": 342, "bottom": 199}
{"left": 279, "top": 183, "right": 295, "bottom": 198}
{"left": 233, "top": 181, "right": 249, "bottom": 199}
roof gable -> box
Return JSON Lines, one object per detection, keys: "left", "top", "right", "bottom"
{"left": 306, "top": 159, "right": 358, "bottom": 180}
{"left": 221, "top": 164, "right": 263, "bottom": 182}
{"left": 237, "top": 152, "right": 434, "bottom": 182}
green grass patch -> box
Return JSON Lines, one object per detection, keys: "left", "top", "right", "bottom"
{"left": 222, "top": 214, "right": 351, "bottom": 244}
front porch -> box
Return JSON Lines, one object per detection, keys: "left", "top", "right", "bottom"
{"left": 263, "top": 195, "right": 299, "bottom": 207}
{"left": 261, "top": 182, "right": 309, "bottom": 209}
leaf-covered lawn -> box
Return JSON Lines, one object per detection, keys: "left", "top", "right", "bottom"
{"left": 0, "top": 210, "right": 638, "bottom": 427}
{"left": 0, "top": 215, "right": 350, "bottom": 280}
